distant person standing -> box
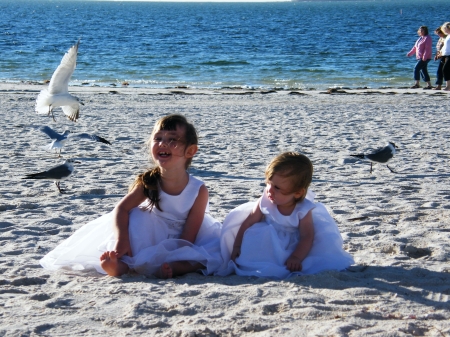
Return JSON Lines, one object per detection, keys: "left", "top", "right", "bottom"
{"left": 433, "top": 27, "right": 447, "bottom": 90}
{"left": 439, "top": 22, "right": 450, "bottom": 91}
{"left": 407, "top": 26, "right": 433, "bottom": 89}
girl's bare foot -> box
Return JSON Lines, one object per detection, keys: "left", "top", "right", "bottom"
{"left": 155, "top": 263, "right": 173, "bottom": 279}
{"left": 433, "top": 86, "right": 442, "bottom": 90}
{"left": 100, "top": 251, "right": 129, "bottom": 276}
{"left": 443, "top": 87, "right": 450, "bottom": 91}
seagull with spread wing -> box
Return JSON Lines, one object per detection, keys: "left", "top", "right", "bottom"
{"left": 39, "top": 125, "right": 111, "bottom": 157}
{"left": 35, "top": 39, "right": 83, "bottom": 122}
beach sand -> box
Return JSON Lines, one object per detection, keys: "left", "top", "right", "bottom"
{"left": 1, "top": 83, "right": 449, "bottom": 336}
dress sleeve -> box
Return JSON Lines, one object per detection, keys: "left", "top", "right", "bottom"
{"left": 259, "top": 190, "right": 271, "bottom": 216}
{"left": 295, "top": 198, "right": 316, "bottom": 222}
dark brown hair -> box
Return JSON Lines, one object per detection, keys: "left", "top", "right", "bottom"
{"left": 265, "top": 152, "right": 313, "bottom": 202}
{"left": 130, "top": 114, "right": 198, "bottom": 211}
{"left": 419, "top": 26, "right": 429, "bottom": 36}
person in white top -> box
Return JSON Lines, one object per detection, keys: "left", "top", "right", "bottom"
{"left": 217, "top": 152, "right": 354, "bottom": 279}
{"left": 439, "top": 22, "right": 450, "bottom": 91}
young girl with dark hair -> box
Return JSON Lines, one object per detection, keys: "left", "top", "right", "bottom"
{"left": 41, "top": 114, "right": 222, "bottom": 278}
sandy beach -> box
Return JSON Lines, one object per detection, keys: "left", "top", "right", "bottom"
{"left": 1, "top": 83, "right": 449, "bottom": 336}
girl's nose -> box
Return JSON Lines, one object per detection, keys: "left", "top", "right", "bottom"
{"left": 157, "top": 138, "right": 170, "bottom": 147}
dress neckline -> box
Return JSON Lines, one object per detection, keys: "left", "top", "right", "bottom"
{"left": 159, "top": 173, "right": 190, "bottom": 197}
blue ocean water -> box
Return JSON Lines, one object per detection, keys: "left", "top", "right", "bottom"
{"left": 1, "top": 0, "right": 449, "bottom": 90}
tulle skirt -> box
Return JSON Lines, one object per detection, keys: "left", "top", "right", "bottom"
{"left": 217, "top": 202, "right": 354, "bottom": 279}
{"left": 40, "top": 207, "right": 223, "bottom": 276}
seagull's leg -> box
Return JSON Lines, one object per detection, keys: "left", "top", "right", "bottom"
{"left": 55, "top": 181, "right": 63, "bottom": 193}
{"left": 48, "top": 105, "right": 56, "bottom": 122}
{"left": 370, "top": 162, "right": 373, "bottom": 174}
{"left": 386, "top": 165, "right": 396, "bottom": 173}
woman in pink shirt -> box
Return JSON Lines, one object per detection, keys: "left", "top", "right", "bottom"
{"left": 407, "top": 26, "right": 433, "bottom": 89}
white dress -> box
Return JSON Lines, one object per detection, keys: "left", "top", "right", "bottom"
{"left": 40, "top": 175, "right": 223, "bottom": 276}
{"left": 217, "top": 189, "right": 354, "bottom": 279}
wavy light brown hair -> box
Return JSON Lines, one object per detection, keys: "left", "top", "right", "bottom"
{"left": 265, "top": 152, "right": 313, "bottom": 202}
{"left": 130, "top": 114, "right": 198, "bottom": 211}
{"left": 441, "top": 22, "right": 450, "bottom": 36}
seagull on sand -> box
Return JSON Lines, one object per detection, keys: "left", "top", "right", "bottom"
{"left": 39, "top": 126, "right": 111, "bottom": 157}
{"left": 22, "top": 159, "right": 80, "bottom": 193}
{"left": 35, "top": 39, "right": 83, "bottom": 122}
{"left": 350, "top": 142, "right": 398, "bottom": 173}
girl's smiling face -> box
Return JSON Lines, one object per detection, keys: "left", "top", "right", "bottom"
{"left": 265, "top": 173, "right": 305, "bottom": 211}
{"left": 151, "top": 125, "right": 191, "bottom": 168}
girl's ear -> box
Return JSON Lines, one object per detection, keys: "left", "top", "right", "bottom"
{"left": 294, "top": 188, "right": 306, "bottom": 200}
{"left": 185, "top": 144, "right": 198, "bottom": 158}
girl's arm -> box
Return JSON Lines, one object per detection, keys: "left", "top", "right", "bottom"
{"left": 113, "top": 185, "right": 147, "bottom": 258}
{"left": 285, "top": 210, "right": 314, "bottom": 272}
{"left": 180, "top": 184, "right": 209, "bottom": 243}
{"left": 231, "top": 200, "right": 264, "bottom": 261}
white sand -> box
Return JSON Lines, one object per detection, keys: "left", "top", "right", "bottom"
{"left": 1, "top": 83, "right": 449, "bottom": 336}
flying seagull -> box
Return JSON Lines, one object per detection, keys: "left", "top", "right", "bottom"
{"left": 350, "top": 142, "right": 398, "bottom": 173}
{"left": 35, "top": 39, "right": 83, "bottom": 122}
{"left": 22, "top": 159, "right": 80, "bottom": 193}
{"left": 39, "top": 126, "right": 111, "bottom": 156}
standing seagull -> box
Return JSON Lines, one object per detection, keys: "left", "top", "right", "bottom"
{"left": 35, "top": 39, "right": 83, "bottom": 122}
{"left": 22, "top": 159, "right": 80, "bottom": 193}
{"left": 39, "top": 126, "right": 111, "bottom": 157}
{"left": 350, "top": 142, "right": 398, "bottom": 173}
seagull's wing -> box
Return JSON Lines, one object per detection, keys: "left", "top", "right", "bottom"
{"left": 39, "top": 126, "right": 63, "bottom": 140}
{"left": 40, "top": 139, "right": 62, "bottom": 151}
{"left": 23, "top": 164, "right": 72, "bottom": 181}
{"left": 73, "top": 133, "right": 112, "bottom": 145}
{"left": 48, "top": 40, "right": 80, "bottom": 95}
{"left": 366, "top": 146, "right": 394, "bottom": 163}
{"left": 62, "top": 105, "right": 80, "bottom": 122}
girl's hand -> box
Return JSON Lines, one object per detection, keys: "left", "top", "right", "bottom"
{"left": 114, "top": 239, "right": 132, "bottom": 258}
{"left": 112, "top": 185, "right": 146, "bottom": 258}
{"left": 286, "top": 210, "right": 314, "bottom": 272}
{"left": 231, "top": 246, "right": 241, "bottom": 261}
{"left": 285, "top": 254, "right": 303, "bottom": 272}
{"left": 230, "top": 200, "right": 263, "bottom": 262}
